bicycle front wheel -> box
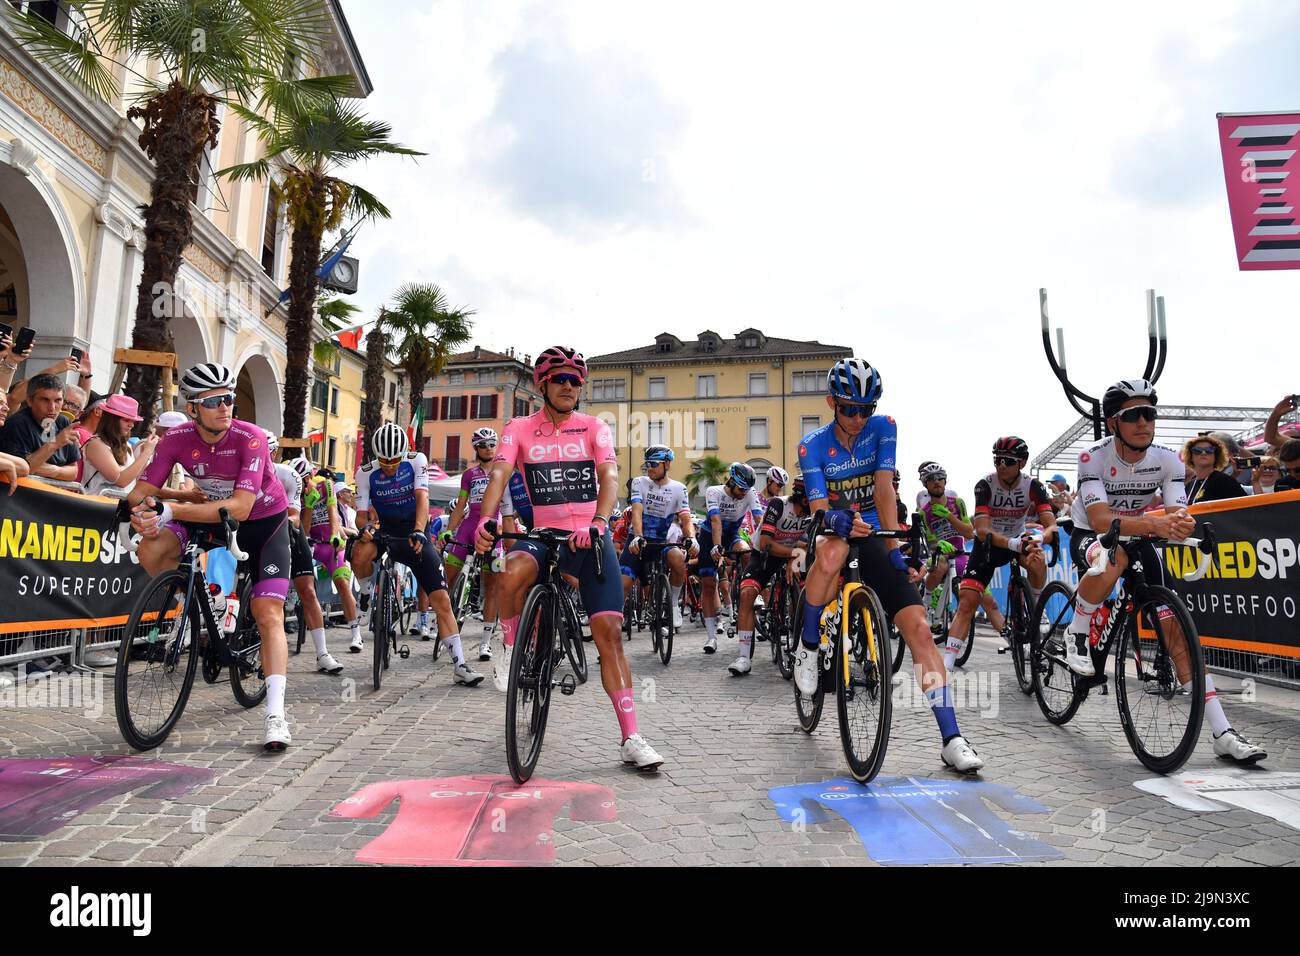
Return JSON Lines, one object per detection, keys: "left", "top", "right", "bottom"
{"left": 655, "top": 573, "right": 674, "bottom": 665}
{"left": 506, "top": 586, "right": 556, "bottom": 784}
{"left": 1031, "top": 581, "right": 1084, "bottom": 724}
{"left": 1116, "top": 587, "right": 1206, "bottom": 774}
{"left": 373, "top": 567, "right": 391, "bottom": 690}
{"left": 114, "top": 570, "right": 199, "bottom": 751}
{"left": 229, "top": 579, "right": 268, "bottom": 708}
{"left": 1005, "top": 578, "right": 1031, "bottom": 691}
{"left": 792, "top": 599, "right": 825, "bottom": 733}
{"left": 837, "top": 588, "right": 893, "bottom": 783}
{"left": 560, "top": 591, "right": 589, "bottom": 683}
{"left": 778, "top": 581, "right": 799, "bottom": 681}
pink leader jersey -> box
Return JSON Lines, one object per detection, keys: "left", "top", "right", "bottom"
{"left": 495, "top": 410, "right": 618, "bottom": 533}
{"left": 141, "top": 419, "right": 288, "bottom": 520}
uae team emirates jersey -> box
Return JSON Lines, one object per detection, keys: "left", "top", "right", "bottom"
{"left": 496, "top": 411, "right": 618, "bottom": 533}
{"left": 331, "top": 775, "right": 618, "bottom": 866}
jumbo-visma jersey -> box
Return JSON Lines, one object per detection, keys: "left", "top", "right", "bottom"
{"left": 798, "top": 416, "right": 897, "bottom": 529}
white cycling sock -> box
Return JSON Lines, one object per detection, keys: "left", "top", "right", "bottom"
{"left": 419, "top": 610, "right": 430, "bottom": 627}
{"left": 671, "top": 584, "right": 683, "bottom": 606}
{"left": 943, "top": 634, "right": 963, "bottom": 671}
{"left": 1203, "top": 675, "right": 1230, "bottom": 736}
{"left": 442, "top": 634, "right": 464, "bottom": 664}
{"left": 705, "top": 617, "right": 717, "bottom": 641}
{"left": 310, "top": 627, "right": 328, "bottom": 656}
{"left": 738, "top": 630, "right": 753, "bottom": 659}
{"left": 265, "top": 674, "right": 286, "bottom": 719}
{"left": 347, "top": 617, "right": 361, "bottom": 634}
{"left": 1068, "top": 595, "right": 1101, "bottom": 638}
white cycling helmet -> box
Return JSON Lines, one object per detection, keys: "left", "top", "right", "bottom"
{"left": 263, "top": 429, "right": 278, "bottom": 456}
{"left": 373, "top": 422, "right": 409, "bottom": 460}
{"left": 471, "top": 427, "right": 498, "bottom": 446}
{"left": 289, "top": 457, "right": 313, "bottom": 480}
{"left": 179, "top": 362, "right": 237, "bottom": 400}
{"left": 766, "top": 466, "right": 790, "bottom": 487}
{"left": 919, "top": 462, "right": 947, "bottom": 483}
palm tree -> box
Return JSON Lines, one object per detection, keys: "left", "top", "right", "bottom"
{"left": 686, "top": 455, "right": 728, "bottom": 496}
{"left": 223, "top": 88, "right": 423, "bottom": 440}
{"left": 361, "top": 307, "right": 390, "bottom": 459}
{"left": 10, "top": 0, "right": 332, "bottom": 429}
{"left": 380, "top": 284, "right": 473, "bottom": 461}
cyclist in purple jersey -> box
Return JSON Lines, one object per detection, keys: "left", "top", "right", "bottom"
{"left": 129, "top": 362, "right": 294, "bottom": 751}
{"left": 795, "top": 358, "right": 984, "bottom": 774}
{"left": 442, "top": 427, "right": 501, "bottom": 661}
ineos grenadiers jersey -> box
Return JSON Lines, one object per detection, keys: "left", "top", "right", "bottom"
{"left": 1069, "top": 437, "right": 1187, "bottom": 532}
{"left": 973, "top": 473, "right": 1052, "bottom": 538}
{"left": 704, "top": 484, "right": 763, "bottom": 545}
{"left": 496, "top": 410, "right": 618, "bottom": 533}
{"left": 354, "top": 452, "right": 429, "bottom": 527}
{"left": 629, "top": 476, "right": 690, "bottom": 541}
{"left": 499, "top": 470, "right": 534, "bottom": 529}
{"left": 759, "top": 496, "right": 810, "bottom": 547}
{"left": 453, "top": 464, "right": 496, "bottom": 545}
{"left": 798, "top": 417, "right": 898, "bottom": 530}
{"left": 141, "top": 419, "right": 287, "bottom": 520}
{"left": 919, "top": 494, "right": 970, "bottom": 547}
{"left": 274, "top": 462, "right": 302, "bottom": 514}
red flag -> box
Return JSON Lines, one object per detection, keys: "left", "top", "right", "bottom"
{"left": 333, "top": 326, "right": 364, "bottom": 350}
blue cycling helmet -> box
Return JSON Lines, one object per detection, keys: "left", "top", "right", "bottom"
{"left": 827, "top": 357, "right": 882, "bottom": 404}
{"left": 644, "top": 444, "right": 674, "bottom": 464}
{"left": 727, "top": 461, "right": 757, "bottom": 490}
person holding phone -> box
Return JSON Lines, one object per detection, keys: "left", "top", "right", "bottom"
{"left": 0, "top": 372, "right": 80, "bottom": 482}
{"left": 0, "top": 325, "right": 19, "bottom": 393}
{"left": 79, "top": 395, "right": 159, "bottom": 496}
{"left": 1263, "top": 395, "right": 1300, "bottom": 492}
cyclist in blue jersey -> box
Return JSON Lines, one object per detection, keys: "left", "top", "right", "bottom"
{"left": 349, "top": 423, "right": 484, "bottom": 687}
{"left": 697, "top": 462, "right": 763, "bottom": 654}
{"left": 796, "top": 358, "right": 984, "bottom": 774}
{"left": 499, "top": 469, "right": 534, "bottom": 532}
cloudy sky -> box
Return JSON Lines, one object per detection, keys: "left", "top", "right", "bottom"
{"left": 338, "top": 0, "right": 1300, "bottom": 500}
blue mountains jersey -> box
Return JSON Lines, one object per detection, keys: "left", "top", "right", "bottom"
{"left": 798, "top": 416, "right": 898, "bottom": 529}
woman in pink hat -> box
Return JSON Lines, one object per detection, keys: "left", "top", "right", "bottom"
{"left": 80, "top": 394, "right": 160, "bottom": 497}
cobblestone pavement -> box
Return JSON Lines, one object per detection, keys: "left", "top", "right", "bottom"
{"left": 2, "top": 615, "right": 1298, "bottom": 867}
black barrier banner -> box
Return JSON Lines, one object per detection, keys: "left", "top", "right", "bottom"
{"left": 0, "top": 478, "right": 150, "bottom": 634}
{"left": 1162, "top": 489, "right": 1300, "bottom": 658}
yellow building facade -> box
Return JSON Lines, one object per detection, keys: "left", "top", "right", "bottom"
{"left": 585, "top": 329, "right": 852, "bottom": 504}
{"left": 305, "top": 345, "right": 404, "bottom": 479}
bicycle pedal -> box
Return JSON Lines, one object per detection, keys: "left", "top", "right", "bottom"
{"left": 558, "top": 674, "right": 577, "bottom": 696}
{"left": 399, "top": 645, "right": 410, "bottom": 659}
{"left": 997, "top": 646, "right": 1008, "bottom": 655}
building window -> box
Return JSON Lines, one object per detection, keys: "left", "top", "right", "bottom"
{"left": 513, "top": 397, "right": 531, "bottom": 418}
{"left": 742, "top": 335, "right": 759, "bottom": 349}
{"left": 359, "top": 399, "right": 367, "bottom": 425}
{"left": 800, "top": 415, "right": 821, "bottom": 437}
{"left": 311, "top": 377, "right": 328, "bottom": 411}
{"left": 748, "top": 418, "right": 769, "bottom": 448}
{"left": 330, "top": 386, "right": 339, "bottom": 416}
{"left": 472, "top": 394, "right": 497, "bottom": 419}
{"left": 261, "top": 188, "right": 278, "bottom": 276}
{"left": 748, "top": 372, "right": 767, "bottom": 396}
{"left": 448, "top": 371, "right": 464, "bottom": 385}
{"left": 648, "top": 377, "right": 666, "bottom": 399}
{"left": 590, "top": 378, "right": 626, "bottom": 401}
{"left": 699, "top": 419, "right": 718, "bottom": 450}
{"left": 792, "top": 369, "right": 828, "bottom": 393}
{"left": 309, "top": 441, "right": 320, "bottom": 463}
{"left": 647, "top": 419, "right": 665, "bottom": 446}
{"left": 388, "top": 381, "right": 396, "bottom": 406}
{"left": 658, "top": 341, "right": 672, "bottom": 353}
{"left": 445, "top": 395, "right": 467, "bottom": 420}
{"left": 696, "top": 374, "right": 716, "bottom": 398}
{"left": 328, "top": 437, "right": 337, "bottom": 467}
{"left": 422, "top": 396, "right": 435, "bottom": 419}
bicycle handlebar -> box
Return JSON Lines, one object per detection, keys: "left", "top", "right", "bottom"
{"left": 111, "top": 500, "right": 245, "bottom": 560}
{"left": 483, "top": 520, "right": 606, "bottom": 581}
{"left": 1087, "top": 518, "right": 1216, "bottom": 582}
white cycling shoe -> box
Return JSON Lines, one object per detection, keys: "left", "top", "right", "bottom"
{"left": 1213, "top": 728, "right": 1267, "bottom": 764}
{"left": 316, "top": 652, "right": 343, "bottom": 675}
{"left": 794, "top": 644, "right": 819, "bottom": 696}
{"left": 941, "top": 735, "right": 984, "bottom": 774}
{"left": 348, "top": 632, "right": 364, "bottom": 654}
{"left": 672, "top": 604, "right": 683, "bottom": 629}
{"left": 621, "top": 733, "right": 664, "bottom": 771}
{"left": 728, "top": 656, "right": 752, "bottom": 677}
{"left": 264, "top": 714, "right": 292, "bottom": 751}
{"left": 1063, "top": 633, "right": 1095, "bottom": 677}
{"left": 453, "top": 661, "right": 485, "bottom": 687}
{"left": 493, "top": 644, "right": 513, "bottom": 693}
{"left": 417, "top": 623, "right": 433, "bottom": 641}
{"left": 703, "top": 635, "right": 718, "bottom": 654}
{"left": 478, "top": 636, "right": 493, "bottom": 661}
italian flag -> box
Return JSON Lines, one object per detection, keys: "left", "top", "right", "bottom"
{"left": 307, "top": 428, "right": 325, "bottom": 444}
{"left": 406, "top": 401, "right": 423, "bottom": 450}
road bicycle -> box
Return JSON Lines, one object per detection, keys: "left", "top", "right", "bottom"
{"left": 763, "top": 550, "right": 802, "bottom": 681}
{"left": 1030, "top": 519, "right": 1217, "bottom": 774}
{"left": 793, "top": 512, "right": 923, "bottom": 783}
{"left": 488, "top": 522, "right": 606, "bottom": 784}
{"left": 365, "top": 533, "right": 413, "bottom": 690}
{"left": 679, "top": 572, "right": 703, "bottom": 625}
{"left": 919, "top": 546, "right": 974, "bottom": 671}
{"left": 113, "top": 508, "right": 268, "bottom": 751}
{"left": 636, "top": 541, "right": 682, "bottom": 665}
{"left": 448, "top": 548, "right": 485, "bottom": 633}
{"left": 992, "top": 531, "right": 1060, "bottom": 694}
{"left": 555, "top": 577, "right": 589, "bottom": 683}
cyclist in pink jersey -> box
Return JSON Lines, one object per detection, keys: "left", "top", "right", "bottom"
{"left": 474, "top": 346, "right": 665, "bottom": 771}
{"left": 441, "top": 427, "right": 502, "bottom": 661}
{"left": 128, "top": 362, "right": 294, "bottom": 751}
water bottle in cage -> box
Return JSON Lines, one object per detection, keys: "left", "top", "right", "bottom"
{"left": 222, "top": 591, "right": 240, "bottom": 634}
{"left": 1088, "top": 604, "right": 1111, "bottom": 648}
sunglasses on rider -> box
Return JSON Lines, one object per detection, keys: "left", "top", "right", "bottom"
{"left": 1116, "top": 404, "right": 1158, "bottom": 424}
{"left": 473, "top": 441, "right": 496, "bottom": 450}
{"left": 378, "top": 456, "right": 402, "bottom": 467}
{"left": 835, "top": 402, "right": 876, "bottom": 419}
{"left": 547, "top": 373, "right": 583, "bottom": 387}
{"left": 194, "top": 393, "right": 235, "bottom": 409}
{"left": 993, "top": 456, "right": 1021, "bottom": 467}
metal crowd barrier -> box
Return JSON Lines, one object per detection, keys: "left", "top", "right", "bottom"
{"left": 1205, "top": 645, "right": 1300, "bottom": 691}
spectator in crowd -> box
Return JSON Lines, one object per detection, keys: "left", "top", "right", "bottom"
{"left": 1262, "top": 394, "right": 1300, "bottom": 493}
{"left": 79, "top": 395, "right": 159, "bottom": 497}
{"left": 336, "top": 482, "right": 359, "bottom": 537}
{"left": 1252, "top": 456, "right": 1283, "bottom": 496}
{"left": 0, "top": 373, "right": 81, "bottom": 482}
{"left": 0, "top": 328, "right": 31, "bottom": 394}
{"left": 8, "top": 352, "right": 96, "bottom": 406}
{"left": 0, "top": 391, "right": 30, "bottom": 494}
{"left": 60, "top": 384, "right": 87, "bottom": 423}
{"left": 1047, "top": 473, "right": 1074, "bottom": 516}
{"left": 1183, "top": 434, "right": 1247, "bottom": 505}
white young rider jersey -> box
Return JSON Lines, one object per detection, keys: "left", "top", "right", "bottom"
{"left": 1070, "top": 437, "right": 1187, "bottom": 532}
{"left": 629, "top": 475, "right": 690, "bottom": 541}
{"left": 704, "top": 483, "right": 764, "bottom": 540}
{"left": 759, "top": 495, "right": 810, "bottom": 546}
{"left": 274, "top": 462, "right": 302, "bottom": 514}
{"left": 973, "top": 471, "right": 1053, "bottom": 538}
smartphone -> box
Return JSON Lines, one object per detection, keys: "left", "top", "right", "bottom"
{"left": 13, "top": 326, "right": 35, "bottom": 354}
{"left": 70, "top": 347, "right": 84, "bottom": 364}
{"left": 1234, "top": 456, "right": 1262, "bottom": 469}
{"left": 0, "top": 322, "right": 12, "bottom": 341}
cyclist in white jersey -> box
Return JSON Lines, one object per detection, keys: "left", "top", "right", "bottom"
{"left": 698, "top": 463, "right": 764, "bottom": 654}
{"left": 622, "top": 445, "right": 696, "bottom": 632}
{"left": 1064, "top": 380, "right": 1265, "bottom": 763}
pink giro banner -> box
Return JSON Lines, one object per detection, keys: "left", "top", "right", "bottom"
{"left": 1217, "top": 111, "right": 1300, "bottom": 270}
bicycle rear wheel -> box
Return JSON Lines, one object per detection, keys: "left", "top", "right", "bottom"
{"left": 229, "top": 578, "right": 268, "bottom": 708}
{"left": 114, "top": 570, "right": 199, "bottom": 751}
{"left": 655, "top": 572, "right": 674, "bottom": 665}
{"left": 792, "top": 599, "right": 825, "bottom": 733}
{"left": 285, "top": 590, "right": 306, "bottom": 655}
{"left": 837, "top": 588, "right": 893, "bottom": 783}
{"left": 396, "top": 567, "right": 413, "bottom": 636}
{"left": 506, "top": 586, "right": 556, "bottom": 784}
{"left": 560, "top": 589, "right": 588, "bottom": 683}
{"left": 1116, "top": 587, "right": 1206, "bottom": 774}
{"left": 768, "top": 577, "right": 786, "bottom": 669}
{"left": 1031, "top": 581, "right": 1084, "bottom": 724}
{"left": 1006, "top": 578, "right": 1031, "bottom": 691}
{"left": 778, "top": 581, "right": 799, "bottom": 681}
